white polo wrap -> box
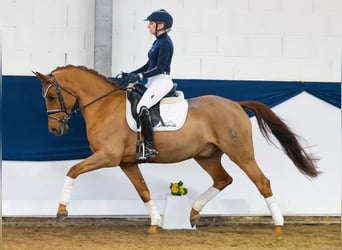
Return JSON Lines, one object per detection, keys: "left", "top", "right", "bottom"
{"left": 60, "top": 176, "right": 75, "bottom": 206}
{"left": 144, "top": 200, "right": 161, "bottom": 226}
{"left": 192, "top": 186, "right": 220, "bottom": 212}
{"left": 265, "top": 195, "right": 284, "bottom": 226}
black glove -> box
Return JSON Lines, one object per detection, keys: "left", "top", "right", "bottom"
{"left": 121, "top": 71, "right": 129, "bottom": 79}
{"left": 119, "top": 72, "right": 129, "bottom": 88}
{"left": 127, "top": 73, "right": 140, "bottom": 83}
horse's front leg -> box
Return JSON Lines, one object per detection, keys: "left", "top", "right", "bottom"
{"left": 120, "top": 163, "right": 161, "bottom": 234}
{"left": 57, "top": 151, "right": 117, "bottom": 222}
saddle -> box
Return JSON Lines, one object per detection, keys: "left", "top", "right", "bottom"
{"left": 127, "top": 83, "right": 178, "bottom": 127}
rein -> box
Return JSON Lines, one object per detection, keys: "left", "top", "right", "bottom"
{"left": 45, "top": 73, "right": 120, "bottom": 121}
{"left": 71, "top": 87, "right": 120, "bottom": 115}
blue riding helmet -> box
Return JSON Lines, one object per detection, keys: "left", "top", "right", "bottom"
{"left": 144, "top": 9, "right": 173, "bottom": 30}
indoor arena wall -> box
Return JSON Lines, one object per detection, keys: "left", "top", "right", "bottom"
{"left": 1, "top": 0, "right": 341, "bottom": 217}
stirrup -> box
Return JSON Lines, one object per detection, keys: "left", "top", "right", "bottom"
{"left": 136, "top": 142, "right": 158, "bottom": 160}
{"left": 145, "top": 147, "right": 158, "bottom": 158}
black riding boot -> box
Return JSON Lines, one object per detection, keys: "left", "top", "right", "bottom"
{"left": 138, "top": 107, "right": 158, "bottom": 160}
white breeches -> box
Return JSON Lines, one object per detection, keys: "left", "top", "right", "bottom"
{"left": 137, "top": 74, "right": 173, "bottom": 113}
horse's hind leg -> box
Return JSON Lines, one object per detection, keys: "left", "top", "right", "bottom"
{"left": 191, "top": 151, "right": 233, "bottom": 227}
{"left": 233, "top": 156, "right": 284, "bottom": 233}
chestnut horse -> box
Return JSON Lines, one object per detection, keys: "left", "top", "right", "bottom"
{"left": 33, "top": 65, "right": 319, "bottom": 234}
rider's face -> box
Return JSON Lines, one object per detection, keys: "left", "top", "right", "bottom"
{"left": 147, "top": 21, "right": 156, "bottom": 34}
{"left": 147, "top": 21, "right": 164, "bottom": 36}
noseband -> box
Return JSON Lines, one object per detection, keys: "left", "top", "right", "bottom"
{"left": 42, "top": 74, "right": 77, "bottom": 123}
{"left": 43, "top": 73, "right": 120, "bottom": 123}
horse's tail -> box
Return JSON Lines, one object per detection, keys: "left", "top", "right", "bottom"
{"left": 239, "top": 100, "right": 320, "bottom": 178}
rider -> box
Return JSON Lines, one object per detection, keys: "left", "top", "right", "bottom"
{"left": 124, "top": 9, "right": 174, "bottom": 160}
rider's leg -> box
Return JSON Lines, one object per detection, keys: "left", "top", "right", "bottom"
{"left": 136, "top": 74, "right": 173, "bottom": 160}
{"left": 136, "top": 74, "right": 173, "bottom": 111}
{"left": 138, "top": 106, "right": 158, "bottom": 159}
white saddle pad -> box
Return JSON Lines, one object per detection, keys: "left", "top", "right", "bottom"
{"left": 126, "top": 91, "right": 188, "bottom": 132}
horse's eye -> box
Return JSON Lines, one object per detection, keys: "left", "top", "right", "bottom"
{"left": 48, "top": 95, "right": 56, "bottom": 101}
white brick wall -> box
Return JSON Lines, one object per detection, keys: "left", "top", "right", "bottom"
{"left": 1, "top": 0, "right": 95, "bottom": 75}
{"left": 113, "top": 0, "right": 341, "bottom": 81}
{"left": 1, "top": 0, "right": 341, "bottom": 81}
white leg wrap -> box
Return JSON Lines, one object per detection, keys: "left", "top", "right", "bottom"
{"left": 265, "top": 195, "right": 284, "bottom": 226}
{"left": 60, "top": 176, "right": 75, "bottom": 206}
{"left": 144, "top": 200, "right": 161, "bottom": 226}
{"left": 193, "top": 186, "right": 220, "bottom": 212}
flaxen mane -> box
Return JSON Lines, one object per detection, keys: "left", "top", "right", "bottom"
{"left": 52, "top": 65, "right": 119, "bottom": 87}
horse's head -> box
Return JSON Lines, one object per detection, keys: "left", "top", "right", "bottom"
{"left": 33, "top": 71, "right": 77, "bottom": 136}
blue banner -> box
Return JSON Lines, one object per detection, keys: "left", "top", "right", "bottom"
{"left": 2, "top": 76, "right": 340, "bottom": 161}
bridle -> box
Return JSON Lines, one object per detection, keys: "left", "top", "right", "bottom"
{"left": 43, "top": 73, "right": 120, "bottom": 122}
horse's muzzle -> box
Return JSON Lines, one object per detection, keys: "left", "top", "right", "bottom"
{"left": 49, "top": 121, "right": 69, "bottom": 136}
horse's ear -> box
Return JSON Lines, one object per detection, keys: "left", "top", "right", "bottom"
{"left": 32, "top": 71, "right": 52, "bottom": 83}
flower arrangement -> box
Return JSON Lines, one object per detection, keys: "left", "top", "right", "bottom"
{"left": 170, "top": 181, "right": 188, "bottom": 196}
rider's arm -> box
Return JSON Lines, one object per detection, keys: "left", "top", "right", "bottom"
{"left": 130, "top": 62, "right": 149, "bottom": 75}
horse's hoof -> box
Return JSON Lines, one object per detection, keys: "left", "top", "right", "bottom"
{"left": 190, "top": 214, "right": 201, "bottom": 228}
{"left": 146, "top": 225, "right": 158, "bottom": 234}
{"left": 56, "top": 212, "right": 68, "bottom": 222}
{"left": 273, "top": 226, "right": 282, "bottom": 234}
